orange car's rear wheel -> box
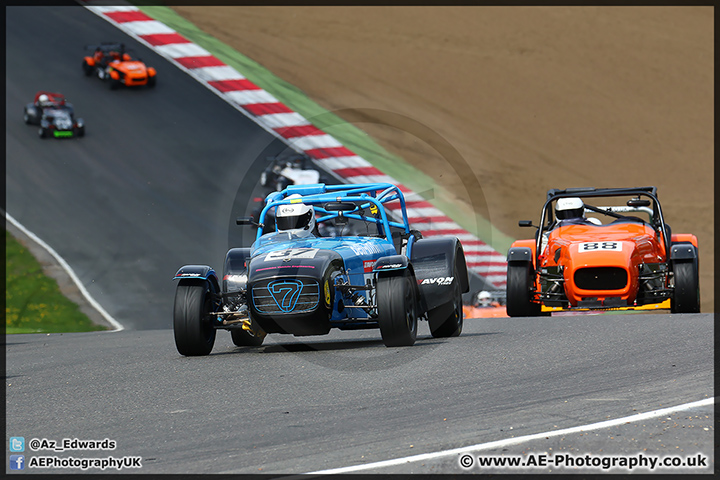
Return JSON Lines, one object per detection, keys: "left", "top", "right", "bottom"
{"left": 507, "top": 262, "right": 543, "bottom": 317}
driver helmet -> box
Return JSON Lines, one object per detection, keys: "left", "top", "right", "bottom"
{"left": 555, "top": 197, "right": 585, "bottom": 221}
{"left": 38, "top": 94, "right": 51, "bottom": 106}
{"left": 476, "top": 290, "right": 492, "bottom": 307}
{"left": 275, "top": 194, "right": 315, "bottom": 232}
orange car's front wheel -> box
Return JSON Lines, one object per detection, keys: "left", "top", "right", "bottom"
{"left": 507, "top": 262, "right": 543, "bottom": 317}
{"left": 671, "top": 257, "right": 700, "bottom": 313}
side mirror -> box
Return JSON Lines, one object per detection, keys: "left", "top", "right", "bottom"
{"left": 627, "top": 198, "right": 650, "bottom": 207}
{"left": 518, "top": 220, "right": 536, "bottom": 228}
{"left": 236, "top": 216, "right": 258, "bottom": 226}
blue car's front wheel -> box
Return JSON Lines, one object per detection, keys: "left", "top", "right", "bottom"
{"left": 173, "top": 279, "right": 217, "bottom": 356}
{"left": 377, "top": 269, "right": 418, "bottom": 347}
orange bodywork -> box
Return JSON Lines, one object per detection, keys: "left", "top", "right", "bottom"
{"left": 83, "top": 55, "right": 156, "bottom": 87}
{"left": 512, "top": 221, "right": 696, "bottom": 309}
{"left": 108, "top": 60, "right": 155, "bottom": 86}
{"left": 508, "top": 187, "right": 700, "bottom": 315}
{"left": 541, "top": 223, "right": 662, "bottom": 306}
{"left": 463, "top": 305, "right": 508, "bottom": 318}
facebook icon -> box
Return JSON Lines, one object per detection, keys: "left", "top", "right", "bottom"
{"left": 10, "top": 455, "right": 25, "bottom": 470}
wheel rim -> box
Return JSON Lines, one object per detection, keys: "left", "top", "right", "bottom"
{"left": 200, "top": 296, "right": 214, "bottom": 344}
{"left": 404, "top": 276, "right": 416, "bottom": 332}
{"left": 451, "top": 278, "right": 462, "bottom": 329}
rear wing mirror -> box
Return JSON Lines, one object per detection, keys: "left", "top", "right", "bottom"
{"left": 236, "top": 217, "right": 259, "bottom": 226}
{"left": 324, "top": 202, "right": 356, "bottom": 212}
{"left": 518, "top": 220, "right": 538, "bottom": 228}
{"left": 627, "top": 198, "right": 650, "bottom": 207}
{"left": 325, "top": 202, "right": 355, "bottom": 226}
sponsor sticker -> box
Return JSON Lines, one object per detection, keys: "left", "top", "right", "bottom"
{"left": 420, "top": 276, "right": 454, "bottom": 286}
{"left": 377, "top": 263, "right": 403, "bottom": 270}
{"left": 363, "top": 260, "right": 375, "bottom": 273}
{"left": 349, "top": 243, "right": 385, "bottom": 256}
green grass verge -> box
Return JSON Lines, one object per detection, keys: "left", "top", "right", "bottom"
{"left": 5, "top": 230, "right": 106, "bottom": 334}
{"left": 134, "top": 5, "right": 515, "bottom": 254}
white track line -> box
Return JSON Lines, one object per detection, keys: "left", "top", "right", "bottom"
{"left": 5, "top": 211, "right": 124, "bottom": 332}
{"left": 300, "top": 397, "right": 714, "bottom": 475}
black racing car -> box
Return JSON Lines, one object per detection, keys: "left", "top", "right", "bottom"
{"left": 24, "top": 91, "right": 85, "bottom": 139}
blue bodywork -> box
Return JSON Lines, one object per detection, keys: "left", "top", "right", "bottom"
{"left": 245, "top": 183, "right": 418, "bottom": 331}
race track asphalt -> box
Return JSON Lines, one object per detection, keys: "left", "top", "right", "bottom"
{"left": 5, "top": 6, "right": 714, "bottom": 475}
{"left": 5, "top": 313, "right": 713, "bottom": 474}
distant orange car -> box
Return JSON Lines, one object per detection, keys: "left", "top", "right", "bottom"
{"left": 507, "top": 187, "right": 699, "bottom": 316}
{"left": 463, "top": 290, "right": 508, "bottom": 318}
{"left": 83, "top": 42, "right": 156, "bottom": 89}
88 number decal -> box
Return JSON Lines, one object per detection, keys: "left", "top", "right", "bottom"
{"left": 579, "top": 241, "right": 622, "bottom": 252}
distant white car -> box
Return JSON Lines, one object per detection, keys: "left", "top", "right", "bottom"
{"left": 260, "top": 152, "right": 324, "bottom": 191}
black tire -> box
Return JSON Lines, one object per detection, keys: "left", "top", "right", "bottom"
{"left": 147, "top": 74, "right": 156, "bottom": 88}
{"left": 428, "top": 265, "right": 463, "bottom": 338}
{"left": 173, "top": 279, "right": 217, "bottom": 356}
{"left": 38, "top": 127, "right": 48, "bottom": 139}
{"left": 230, "top": 323, "right": 265, "bottom": 347}
{"left": 75, "top": 126, "right": 85, "bottom": 138}
{"left": 82, "top": 60, "right": 93, "bottom": 76}
{"left": 110, "top": 77, "right": 121, "bottom": 90}
{"left": 377, "top": 269, "right": 418, "bottom": 347}
{"left": 671, "top": 259, "right": 700, "bottom": 313}
{"left": 506, "top": 262, "right": 543, "bottom": 317}
{"left": 23, "top": 109, "right": 31, "bottom": 124}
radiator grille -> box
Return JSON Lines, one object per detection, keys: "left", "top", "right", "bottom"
{"left": 252, "top": 278, "right": 319, "bottom": 314}
{"left": 574, "top": 267, "right": 628, "bottom": 290}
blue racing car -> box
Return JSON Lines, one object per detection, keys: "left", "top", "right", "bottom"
{"left": 173, "top": 183, "right": 469, "bottom": 355}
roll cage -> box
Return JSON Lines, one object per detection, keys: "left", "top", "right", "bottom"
{"left": 252, "top": 183, "right": 411, "bottom": 242}
{"left": 85, "top": 42, "right": 134, "bottom": 62}
{"left": 534, "top": 186, "right": 670, "bottom": 265}
{"left": 34, "top": 91, "right": 66, "bottom": 105}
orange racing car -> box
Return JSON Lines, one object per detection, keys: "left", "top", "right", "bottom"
{"left": 506, "top": 187, "right": 699, "bottom": 316}
{"left": 83, "top": 42, "right": 157, "bottom": 89}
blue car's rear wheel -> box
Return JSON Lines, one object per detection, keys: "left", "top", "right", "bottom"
{"left": 377, "top": 269, "right": 418, "bottom": 347}
{"left": 173, "top": 279, "right": 217, "bottom": 356}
